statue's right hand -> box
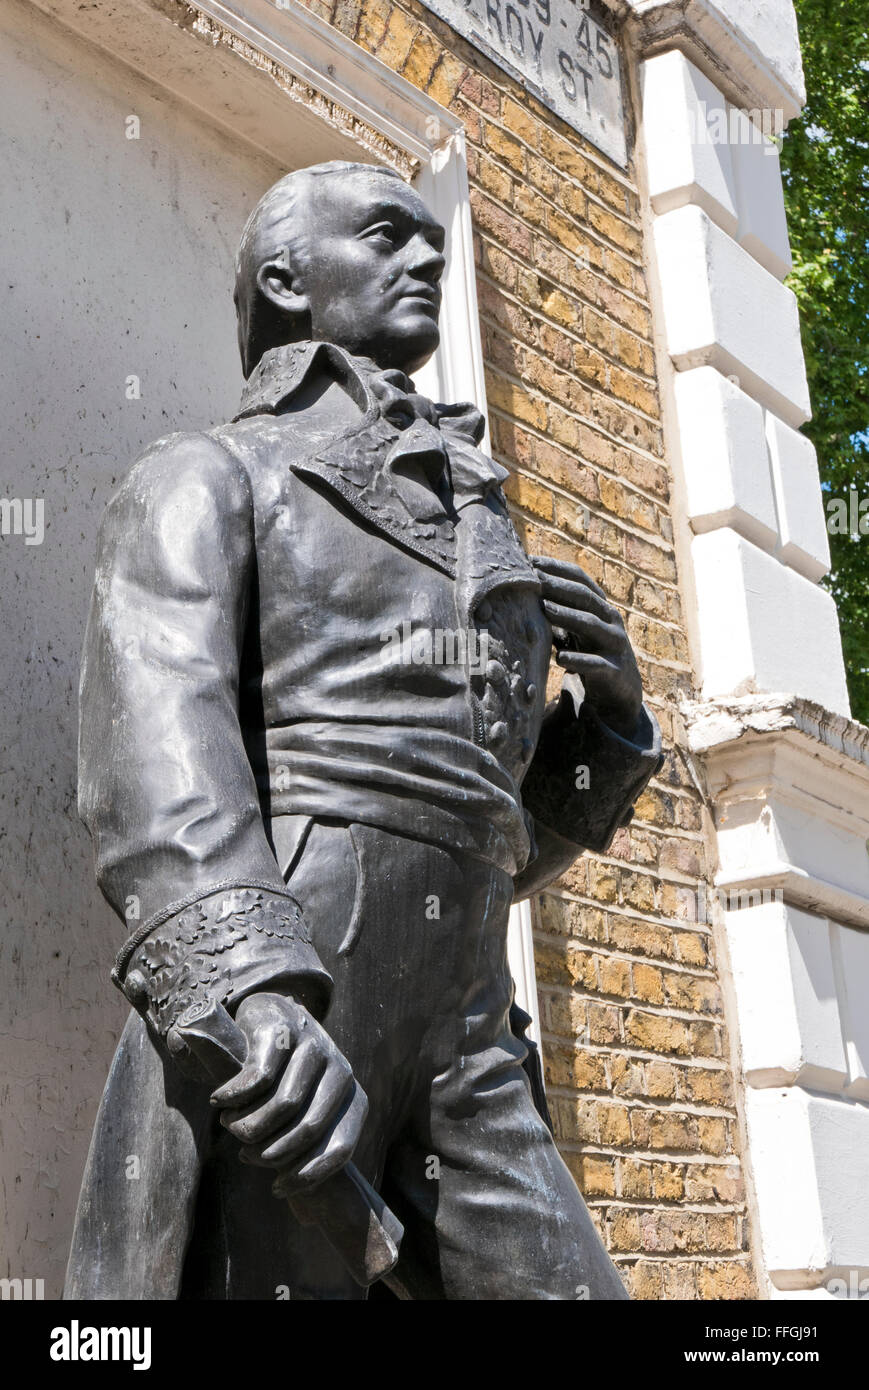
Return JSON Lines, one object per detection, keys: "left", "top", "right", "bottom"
{"left": 209, "top": 991, "right": 367, "bottom": 1194}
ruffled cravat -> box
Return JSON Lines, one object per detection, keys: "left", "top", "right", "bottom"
{"left": 359, "top": 362, "right": 508, "bottom": 508}
{"left": 235, "top": 342, "right": 509, "bottom": 510}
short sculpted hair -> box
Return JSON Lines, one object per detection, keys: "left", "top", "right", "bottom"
{"left": 234, "top": 161, "right": 405, "bottom": 377}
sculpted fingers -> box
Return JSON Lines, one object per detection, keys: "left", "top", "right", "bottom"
{"left": 541, "top": 600, "right": 621, "bottom": 651}
{"left": 209, "top": 992, "right": 306, "bottom": 1110}
{"left": 529, "top": 553, "right": 608, "bottom": 601}
{"left": 204, "top": 989, "right": 364, "bottom": 1179}
{"left": 556, "top": 652, "right": 620, "bottom": 677}
{"left": 270, "top": 1084, "right": 370, "bottom": 1195}
{"left": 218, "top": 1036, "right": 326, "bottom": 1145}
{"left": 536, "top": 570, "right": 615, "bottom": 624}
{"left": 257, "top": 1052, "right": 355, "bottom": 1166}
{"left": 240, "top": 1060, "right": 360, "bottom": 1173}
{"left": 209, "top": 1023, "right": 290, "bottom": 1110}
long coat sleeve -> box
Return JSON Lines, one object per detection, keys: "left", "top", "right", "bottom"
{"left": 78, "top": 431, "right": 331, "bottom": 1045}
{"left": 514, "top": 681, "right": 663, "bottom": 901}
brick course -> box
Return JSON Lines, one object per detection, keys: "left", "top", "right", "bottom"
{"left": 297, "top": 0, "right": 756, "bottom": 1299}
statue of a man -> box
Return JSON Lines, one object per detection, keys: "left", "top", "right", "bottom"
{"left": 66, "top": 162, "right": 661, "bottom": 1300}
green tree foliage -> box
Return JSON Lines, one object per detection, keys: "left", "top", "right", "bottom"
{"left": 781, "top": 0, "right": 869, "bottom": 722}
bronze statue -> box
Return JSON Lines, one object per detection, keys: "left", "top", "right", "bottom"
{"left": 66, "top": 162, "right": 661, "bottom": 1300}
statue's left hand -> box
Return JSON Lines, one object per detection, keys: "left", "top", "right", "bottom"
{"left": 531, "top": 554, "right": 643, "bottom": 741}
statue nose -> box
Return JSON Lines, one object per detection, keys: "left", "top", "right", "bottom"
{"left": 407, "top": 236, "right": 445, "bottom": 280}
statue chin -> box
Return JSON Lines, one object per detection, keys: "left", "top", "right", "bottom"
{"left": 350, "top": 307, "right": 440, "bottom": 375}
{"left": 379, "top": 329, "right": 441, "bottom": 375}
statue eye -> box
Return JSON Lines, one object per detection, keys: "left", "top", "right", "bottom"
{"left": 361, "top": 221, "right": 400, "bottom": 247}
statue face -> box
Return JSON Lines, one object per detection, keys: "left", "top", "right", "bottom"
{"left": 291, "top": 170, "right": 445, "bottom": 373}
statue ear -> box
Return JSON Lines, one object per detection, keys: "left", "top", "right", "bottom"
{"left": 256, "top": 253, "right": 310, "bottom": 319}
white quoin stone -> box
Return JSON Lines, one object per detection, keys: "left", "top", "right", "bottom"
{"left": 764, "top": 412, "right": 830, "bottom": 582}
{"left": 831, "top": 924, "right": 869, "bottom": 1101}
{"left": 729, "top": 107, "right": 793, "bottom": 280}
{"left": 746, "top": 1087, "right": 869, "bottom": 1289}
{"left": 641, "top": 51, "right": 738, "bottom": 234}
{"left": 653, "top": 205, "right": 811, "bottom": 426}
{"left": 691, "top": 529, "right": 849, "bottom": 713}
{"left": 685, "top": 699, "right": 869, "bottom": 1298}
{"left": 725, "top": 902, "right": 847, "bottom": 1091}
{"left": 674, "top": 366, "right": 778, "bottom": 550}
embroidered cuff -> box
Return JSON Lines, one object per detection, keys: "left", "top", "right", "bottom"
{"left": 112, "top": 885, "right": 331, "bottom": 1042}
{"left": 521, "top": 693, "right": 664, "bottom": 853}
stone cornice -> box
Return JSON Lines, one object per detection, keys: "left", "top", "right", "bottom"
{"left": 682, "top": 694, "right": 869, "bottom": 931}
{"left": 619, "top": 0, "right": 806, "bottom": 122}
{"left": 683, "top": 692, "right": 869, "bottom": 771}
{"left": 681, "top": 695, "right": 867, "bottom": 772}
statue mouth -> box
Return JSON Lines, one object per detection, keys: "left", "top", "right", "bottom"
{"left": 399, "top": 285, "right": 440, "bottom": 308}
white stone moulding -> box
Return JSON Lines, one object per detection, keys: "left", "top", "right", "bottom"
{"left": 637, "top": 0, "right": 869, "bottom": 1302}
{"left": 745, "top": 1086, "right": 869, "bottom": 1292}
{"left": 832, "top": 924, "right": 869, "bottom": 1101}
{"left": 687, "top": 690, "right": 869, "bottom": 1291}
{"left": 724, "top": 901, "right": 848, "bottom": 1093}
{"left": 686, "top": 695, "right": 869, "bottom": 926}
{"left": 653, "top": 204, "right": 810, "bottom": 425}
{"left": 673, "top": 365, "right": 830, "bottom": 580}
{"left": 508, "top": 897, "right": 544, "bottom": 1047}
{"left": 729, "top": 107, "right": 792, "bottom": 281}
{"left": 641, "top": 50, "right": 792, "bottom": 280}
{"left": 626, "top": 0, "right": 806, "bottom": 122}
{"left": 641, "top": 49, "right": 739, "bottom": 233}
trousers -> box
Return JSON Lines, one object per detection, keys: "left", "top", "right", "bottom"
{"left": 66, "top": 819, "right": 628, "bottom": 1301}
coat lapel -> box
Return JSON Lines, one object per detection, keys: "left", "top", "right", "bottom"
{"left": 292, "top": 413, "right": 459, "bottom": 575}
{"left": 236, "top": 341, "right": 542, "bottom": 593}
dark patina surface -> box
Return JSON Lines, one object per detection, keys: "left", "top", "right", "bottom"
{"left": 67, "top": 163, "right": 661, "bottom": 1300}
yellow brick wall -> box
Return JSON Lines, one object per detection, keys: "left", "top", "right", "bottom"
{"left": 299, "top": 0, "right": 756, "bottom": 1299}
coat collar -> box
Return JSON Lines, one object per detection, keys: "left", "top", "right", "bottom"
{"left": 234, "top": 342, "right": 374, "bottom": 421}
{"left": 234, "top": 342, "right": 534, "bottom": 597}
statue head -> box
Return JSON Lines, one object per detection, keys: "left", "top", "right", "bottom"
{"left": 234, "top": 161, "right": 446, "bottom": 378}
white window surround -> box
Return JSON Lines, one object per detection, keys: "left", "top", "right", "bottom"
{"left": 30, "top": 0, "right": 542, "bottom": 1040}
